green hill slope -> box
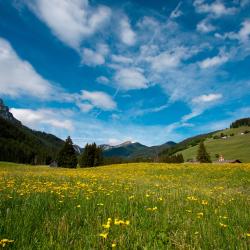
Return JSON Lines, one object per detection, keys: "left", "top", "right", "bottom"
{"left": 0, "top": 116, "right": 64, "bottom": 164}
{"left": 179, "top": 126, "right": 250, "bottom": 162}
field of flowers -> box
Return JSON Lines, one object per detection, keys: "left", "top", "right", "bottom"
{"left": 0, "top": 162, "right": 250, "bottom": 249}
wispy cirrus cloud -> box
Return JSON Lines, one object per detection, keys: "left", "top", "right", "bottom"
{"left": 192, "top": 93, "right": 223, "bottom": 103}
{"left": 199, "top": 53, "right": 229, "bottom": 68}
{"left": 197, "top": 18, "right": 216, "bottom": 33}
{"left": 170, "top": 2, "right": 183, "bottom": 19}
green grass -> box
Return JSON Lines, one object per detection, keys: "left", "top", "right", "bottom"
{"left": 0, "top": 162, "right": 250, "bottom": 249}
{"left": 179, "top": 127, "right": 250, "bottom": 162}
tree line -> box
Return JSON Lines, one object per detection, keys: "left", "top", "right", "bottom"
{"left": 57, "top": 136, "right": 186, "bottom": 168}
{"left": 230, "top": 118, "right": 250, "bottom": 128}
{"left": 57, "top": 137, "right": 104, "bottom": 168}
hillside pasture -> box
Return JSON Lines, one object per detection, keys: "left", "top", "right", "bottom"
{"left": 0, "top": 162, "right": 250, "bottom": 249}
{"left": 180, "top": 127, "right": 250, "bottom": 162}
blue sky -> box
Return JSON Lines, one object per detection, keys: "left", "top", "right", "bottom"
{"left": 0, "top": 0, "right": 250, "bottom": 146}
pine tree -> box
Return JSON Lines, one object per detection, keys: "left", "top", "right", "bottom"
{"left": 196, "top": 141, "right": 211, "bottom": 163}
{"left": 79, "top": 143, "right": 103, "bottom": 167}
{"left": 95, "top": 146, "right": 104, "bottom": 166}
{"left": 79, "top": 143, "right": 89, "bottom": 168}
{"left": 57, "top": 136, "right": 78, "bottom": 168}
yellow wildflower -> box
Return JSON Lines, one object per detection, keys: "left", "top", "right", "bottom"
{"left": 201, "top": 200, "right": 208, "bottom": 205}
{"left": 102, "top": 224, "right": 110, "bottom": 229}
{"left": 219, "top": 223, "right": 227, "bottom": 228}
{"left": 146, "top": 206, "right": 158, "bottom": 211}
{"left": 99, "top": 232, "right": 108, "bottom": 239}
{"left": 112, "top": 243, "right": 117, "bottom": 248}
{"left": 76, "top": 205, "right": 81, "bottom": 208}
{"left": 114, "top": 219, "right": 130, "bottom": 226}
{"left": 197, "top": 212, "right": 204, "bottom": 219}
{"left": 246, "top": 233, "right": 250, "bottom": 237}
{"left": 0, "top": 239, "right": 14, "bottom": 247}
{"left": 187, "top": 196, "right": 198, "bottom": 201}
{"left": 125, "top": 220, "right": 130, "bottom": 225}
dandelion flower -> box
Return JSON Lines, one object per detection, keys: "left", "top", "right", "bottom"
{"left": 112, "top": 243, "right": 116, "bottom": 248}
{"left": 201, "top": 200, "right": 208, "bottom": 205}
{"left": 125, "top": 220, "right": 130, "bottom": 225}
{"left": 219, "top": 223, "right": 227, "bottom": 228}
{"left": 99, "top": 232, "right": 108, "bottom": 239}
{"left": 0, "top": 239, "right": 14, "bottom": 247}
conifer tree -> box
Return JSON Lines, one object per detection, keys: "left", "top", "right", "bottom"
{"left": 79, "top": 143, "right": 103, "bottom": 167}
{"left": 196, "top": 141, "right": 211, "bottom": 163}
{"left": 57, "top": 136, "right": 78, "bottom": 168}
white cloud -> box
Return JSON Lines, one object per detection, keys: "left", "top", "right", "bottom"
{"left": 199, "top": 53, "right": 228, "bottom": 68}
{"left": 217, "top": 19, "right": 250, "bottom": 44}
{"left": 81, "top": 43, "right": 109, "bottom": 66}
{"left": 80, "top": 90, "right": 116, "bottom": 110}
{"left": 181, "top": 109, "right": 204, "bottom": 122}
{"left": 170, "top": 2, "right": 183, "bottom": 19}
{"left": 239, "top": 19, "right": 250, "bottom": 43}
{"left": 114, "top": 68, "right": 147, "bottom": 90}
{"left": 10, "top": 108, "right": 74, "bottom": 131}
{"left": 181, "top": 93, "right": 222, "bottom": 122}
{"left": 77, "top": 103, "right": 93, "bottom": 113}
{"left": 0, "top": 37, "right": 54, "bottom": 99}
{"left": 81, "top": 48, "right": 105, "bottom": 66}
{"left": 197, "top": 19, "right": 216, "bottom": 33}
{"left": 192, "top": 93, "right": 222, "bottom": 103}
{"left": 96, "top": 76, "right": 110, "bottom": 85}
{"left": 150, "top": 50, "right": 183, "bottom": 71}
{"left": 119, "top": 17, "right": 136, "bottom": 46}
{"left": 193, "top": 0, "right": 237, "bottom": 16}
{"left": 111, "top": 54, "right": 133, "bottom": 64}
{"left": 149, "top": 47, "right": 193, "bottom": 72}
{"left": 27, "top": 0, "right": 111, "bottom": 49}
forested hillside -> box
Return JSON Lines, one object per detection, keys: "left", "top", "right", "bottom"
{"left": 0, "top": 116, "right": 64, "bottom": 164}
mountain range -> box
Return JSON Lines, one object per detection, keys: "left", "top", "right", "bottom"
{"left": 101, "top": 141, "right": 176, "bottom": 158}
{"left": 0, "top": 98, "right": 249, "bottom": 163}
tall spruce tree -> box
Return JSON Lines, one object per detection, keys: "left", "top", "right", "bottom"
{"left": 57, "top": 136, "right": 78, "bottom": 168}
{"left": 196, "top": 141, "right": 211, "bottom": 163}
{"left": 79, "top": 143, "right": 103, "bottom": 167}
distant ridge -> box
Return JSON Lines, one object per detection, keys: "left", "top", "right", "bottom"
{"left": 0, "top": 99, "right": 82, "bottom": 164}
{"left": 102, "top": 140, "right": 176, "bottom": 158}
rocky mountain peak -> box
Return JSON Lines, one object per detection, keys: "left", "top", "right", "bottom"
{"left": 0, "top": 98, "right": 21, "bottom": 125}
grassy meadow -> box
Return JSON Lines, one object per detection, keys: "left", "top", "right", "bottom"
{"left": 0, "top": 162, "right": 250, "bottom": 249}
{"left": 180, "top": 127, "right": 250, "bottom": 162}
